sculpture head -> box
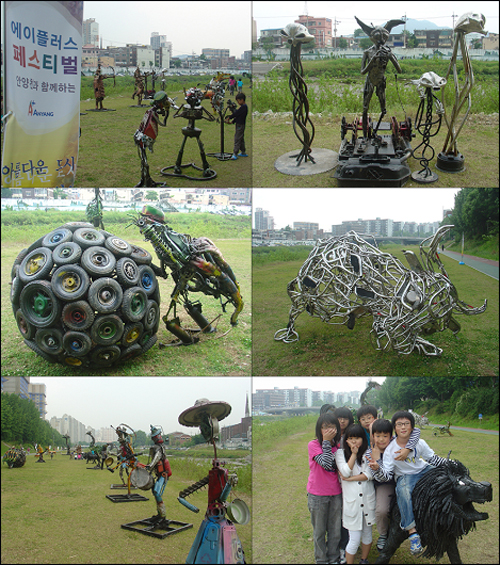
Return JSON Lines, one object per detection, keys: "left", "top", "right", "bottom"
{"left": 150, "top": 424, "right": 164, "bottom": 444}
{"left": 407, "top": 71, "right": 447, "bottom": 91}
{"left": 455, "top": 12, "right": 486, "bottom": 35}
{"left": 355, "top": 16, "right": 405, "bottom": 47}
{"left": 280, "top": 23, "right": 314, "bottom": 46}
{"left": 140, "top": 204, "right": 165, "bottom": 224}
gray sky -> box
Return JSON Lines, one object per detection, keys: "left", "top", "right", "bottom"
{"left": 252, "top": 188, "right": 459, "bottom": 230}
{"left": 83, "top": 1, "right": 251, "bottom": 58}
{"left": 253, "top": 376, "right": 386, "bottom": 393}
{"left": 37, "top": 377, "right": 251, "bottom": 435}
{"left": 253, "top": 1, "right": 499, "bottom": 36}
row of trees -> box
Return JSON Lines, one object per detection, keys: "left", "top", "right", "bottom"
{"left": 446, "top": 188, "right": 499, "bottom": 241}
{"left": 1, "top": 393, "right": 66, "bottom": 447}
{"left": 369, "top": 377, "right": 498, "bottom": 418}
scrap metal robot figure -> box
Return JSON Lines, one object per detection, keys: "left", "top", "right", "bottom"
{"left": 133, "top": 91, "right": 178, "bottom": 187}
{"left": 178, "top": 399, "right": 249, "bottom": 564}
{"left": 128, "top": 205, "right": 243, "bottom": 345}
{"left": 146, "top": 425, "right": 173, "bottom": 523}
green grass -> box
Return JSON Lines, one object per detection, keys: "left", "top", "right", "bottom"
{"left": 1, "top": 444, "right": 251, "bottom": 564}
{"left": 1, "top": 214, "right": 251, "bottom": 377}
{"left": 251, "top": 112, "right": 499, "bottom": 188}
{"left": 448, "top": 234, "right": 500, "bottom": 262}
{"left": 252, "top": 244, "right": 499, "bottom": 377}
{"left": 76, "top": 86, "right": 252, "bottom": 188}
{"left": 252, "top": 416, "right": 498, "bottom": 564}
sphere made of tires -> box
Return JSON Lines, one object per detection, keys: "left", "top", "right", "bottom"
{"left": 10, "top": 224, "right": 161, "bottom": 369}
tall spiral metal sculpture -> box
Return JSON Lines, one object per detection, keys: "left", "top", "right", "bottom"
{"left": 280, "top": 23, "right": 315, "bottom": 166}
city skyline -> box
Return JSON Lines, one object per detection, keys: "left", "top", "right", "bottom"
{"left": 253, "top": 1, "right": 499, "bottom": 38}
{"left": 253, "top": 189, "right": 459, "bottom": 231}
{"left": 81, "top": 1, "right": 252, "bottom": 58}
{"left": 253, "top": 376, "right": 385, "bottom": 393}
{"left": 40, "top": 377, "right": 251, "bottom": 435}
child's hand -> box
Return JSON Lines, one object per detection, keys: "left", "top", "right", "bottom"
{"left": 394, "top": 447, "right": 411, "bottom": 461}
{"left": 322, "top": 428, "right": 336, "bottom": 442}
{"left": 368, "top": 455, "right": 379, "bottom": 471}
{"left": 347, "top": 438, "right": 359, "bottom": 454}
{"left": 338, "top": 472, "right": 350, "bottom": 481}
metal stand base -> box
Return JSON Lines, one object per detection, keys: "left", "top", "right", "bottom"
{"left": 207, "top": 152, "right": 233, "bottom": 161}
{"left": 86, "top": 108, "right": 116, "bottom": 112}
{"left": 130, "top": 104, "right": 149, "bottom": 108}
{"left": 160, "top": 162, "right": 217, "bottom": 181}
{"left": 121, "top": 516, "right": 193, "bottom": 539}
{"left": 436, "top": 152, "right": 465, "bottom": 173}
{"left": 274, "top": 148, "right": 338, "bottom": 176}
{"left": 411, "top": 168, "right": 439, "bottom": 184}
{"left": 110, "top": 484, "right": 137, "bottom": 489}
{"left": 106, "top": 493, "right": 148, "bottom": 502}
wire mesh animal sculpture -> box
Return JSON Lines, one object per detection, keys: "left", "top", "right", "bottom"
{"left": 280, "top": 23, "right": 315, "bottom": 165}
{"left": 376, "top": 457, "right": 492, "bottom": 564}
{"left": 275, "top": 226, "right": 486, "bottom": 356}
{"left": 128, "top": 205, "right": 243, "bottom": 345}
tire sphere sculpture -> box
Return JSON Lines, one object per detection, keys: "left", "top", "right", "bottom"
{"left": 10, "top": 223, "right": 160, "bottom": 369}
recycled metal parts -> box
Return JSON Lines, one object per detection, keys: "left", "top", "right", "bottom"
{"left": 10, "top": 224, "right": 161, "bottom": 369}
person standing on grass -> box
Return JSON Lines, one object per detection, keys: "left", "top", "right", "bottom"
{"left": 237, "top": 77, "right": 243, "bottom": 92}
{"left": 307, "top": 413, "right": 343, "bottom": 564}
{"left": 335, "top": 424, "right": 375, "bottom": 565}
{"left": 368, "top": 410, "right": 448, "bottom": 556}
{"left": 225, "top": 92, "right": 248, "bottom": 160}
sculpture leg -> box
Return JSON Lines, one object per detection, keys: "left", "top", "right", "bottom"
{"left": 362, "top": 80, "right": 374, "bottom": 138}
{"left": 174, "top": 135, "right": 189, "bottom": 174}
{"left": 195, "top": 135, "right": 213, "bottom": 176}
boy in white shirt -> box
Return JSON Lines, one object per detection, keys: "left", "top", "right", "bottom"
{"left": 368, "top": 410, "right": 447, "bottom": 555}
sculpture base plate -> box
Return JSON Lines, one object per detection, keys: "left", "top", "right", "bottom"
{"left": 85, "top": 108, "right": 116, "bottom": 112}
{"left": 130, "top": 104, "right": 149, "bottom": 108}
{"left": 121, "top": 517, "right": 193, "bottom": 539}
{"left": 106, "top": 493, "right": 148, "bottom": 502}
{"left": 110, "top": 484, "right": 137, "bottom": 489}
{"left": 161, "top": 162, "right": 217, "bottom": 181}
{"left": 207, "top": 152, "right": 233, "bottom": 161}
{"left": 436, "top": 152, "right": 465, "bottom": 173}
{"left": 411, "top": 169, "right": 439, "bottom": 184}
{"left": 275, "top": 148, "right": 338, "bottom": 176}
{"left": 333, "top": 132, "right": 411, "bottom": 187}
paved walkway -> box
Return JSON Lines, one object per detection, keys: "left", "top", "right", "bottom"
{"left": 440, "top": 249, "right": 499, "bottom": 280}
{"left": 429, "top": 423, "right": 499, "bottom": 435}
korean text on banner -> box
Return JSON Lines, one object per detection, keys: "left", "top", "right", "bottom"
{"left": 2, "top": 1, "right": 83, "bottom": 188}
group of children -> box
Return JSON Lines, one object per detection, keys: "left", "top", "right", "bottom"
{"left": 307, "top": 404, "right": 447, "bottom": 564}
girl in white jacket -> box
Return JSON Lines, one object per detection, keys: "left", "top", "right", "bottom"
{"left": 336, "top": 424, "right": 376, "bottom": 565}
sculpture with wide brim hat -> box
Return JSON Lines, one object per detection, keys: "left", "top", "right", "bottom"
{"left": 178, "top": 398, "right": 231, "bottom": 428}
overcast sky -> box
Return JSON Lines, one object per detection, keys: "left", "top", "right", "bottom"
{"left": 36, "top": 377, "right": 250, "bottom": 435}
{"left": 83, "top": 1, "right": 251, "bottom": 58}
{"left": 253, "top": 188, "right": 459, "bottom": 230}
{"left": 253, "top": 1, "right": 499, "bottom": 37}
{"left": 253, "top": 376, "right": 386, "bottom": 393}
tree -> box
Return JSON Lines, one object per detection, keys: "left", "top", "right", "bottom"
{"left": 338, "top": 37, "right": 347, "bottom": 49}
{"left": 354, "top": 28, "right": 364, "bottom": 38}
{"left": 1, "top": 188, "right": 14, "bottom": 198}
{"left": 359, "top": 38, "right": 372, "bottom": 50}
{"left": 261, "top": 37, "right": 277, "bottom": 61}
{"left": 146, "top": 190, "right": 159, "bottom": 201}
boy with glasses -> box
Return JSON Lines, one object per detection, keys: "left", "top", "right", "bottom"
{"left": 368, "top": 410, "right": 447, "bottom": 555}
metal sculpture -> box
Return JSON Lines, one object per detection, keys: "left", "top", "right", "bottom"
{"left": 360, "top": 380, "right": 382, "bottom": 406}
{"left": 35, "top": 444, "right": 47, "bottom": 463}
{"left": 10, "top": 221, "right": 162, "bottom": 368}
{"left": 2, "top": 446, "right": 27, "bottom": 468}
{"left": 160, "top": 87, "right": 217, "bottom": 180}
{"left": 406, "top": 72, "right": 447, "bottom": 183}
{"left": 280, "top": 23, "right": 315, "bottom": 166}
{"left": 131, "top": 67, "right": 151, "bottom": 107}
{"left": 177, "top": 399, "right": 249, "bottom": 564}
{"left": 128, "top": 205, "right": 243, "bottom": 345}
{"left": 121, "top": 424, "right": 192, "bottom": 538}
{"left": 376, "top": 457, "right": 492, "bottom": 564}
{"left": 62, "top": 433, "right": 71, "bottom": 455}
{"left": 134, "top": 91, "right": 177, "bottom": 187}
{"left": 85, "top": 431, "right": 104, "bottom": 469}
{"left": 205, "top": 73, "right": 235, "bottom": 160}
{"left": 437, "top": 13, "right": 487, "bottom": 173}
{"left": 92, "top": 63, "right": 115, "bottom": 111}
{"left": 275, "top": 226, "right": 487, "bottom": 357}
{"left": 355, "top": 16, "right": 405, "bottom": 139}
{"left": 432, "top": 421, "right": 454, "bottom": 437}
{"left": 86, "top": 188, "right": 105, "bottom": 229}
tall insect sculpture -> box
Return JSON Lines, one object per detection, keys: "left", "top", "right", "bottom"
{"left": 280, "top": 22, "right": 316, "bottom": 166}
{"left": 128, "top": 205, "right": 243, "bottom": 345}
{"left": 275, "top": 226, "right": 486, "bottom": 357}
{"left": 437, "top": 12, "right": 487, "bottom": 173}
{"left": 177, "top": 399, "right": 249, "bottom": 564}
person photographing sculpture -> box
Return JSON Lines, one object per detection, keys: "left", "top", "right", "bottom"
{"left": 368, "top": 411, "right": 448, "bottom": 555}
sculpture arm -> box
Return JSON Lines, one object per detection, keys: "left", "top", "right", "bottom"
{"left": 389, "top": 52, "right": 402, "bottom": 73}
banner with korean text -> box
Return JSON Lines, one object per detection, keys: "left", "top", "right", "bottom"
{"left": 2, "top": 1, "right": 83, "bottom": 187}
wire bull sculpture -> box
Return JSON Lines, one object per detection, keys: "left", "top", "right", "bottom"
{"left": 274, "top": 226, "right": 486, "bottom": 356}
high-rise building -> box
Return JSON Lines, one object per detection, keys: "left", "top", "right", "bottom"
{"left": 83, "top": 18, "right": 99, "bottom": 48}
{"left": 295, "top": 15, "right": 332, "bottom": 48}
{"left": 255, "top": 207, "right": 274, "bottom": 231}
{"left": 150, "top": 32, "right": 167, "bottom": 50}
{"left": 28, "top": 383, "right": 47, "bottom": 419}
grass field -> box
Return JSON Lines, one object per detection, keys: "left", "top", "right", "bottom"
{"left": 1, "top": 216, "right": 251, "bottom": 377}
{"left": 1, "top": 446, "right": 252, "bottom": 564}
{"left": 252, "top": 415, "right": 499, "bottom": 565}
{"left": 252, "top": 244, "right": 499, "bottom": 377}
{"left": 76, "top": 88, "right": 252, "bottom": 188}
{"left": 251, "top": 112, "right": 499, "bottom": 188}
